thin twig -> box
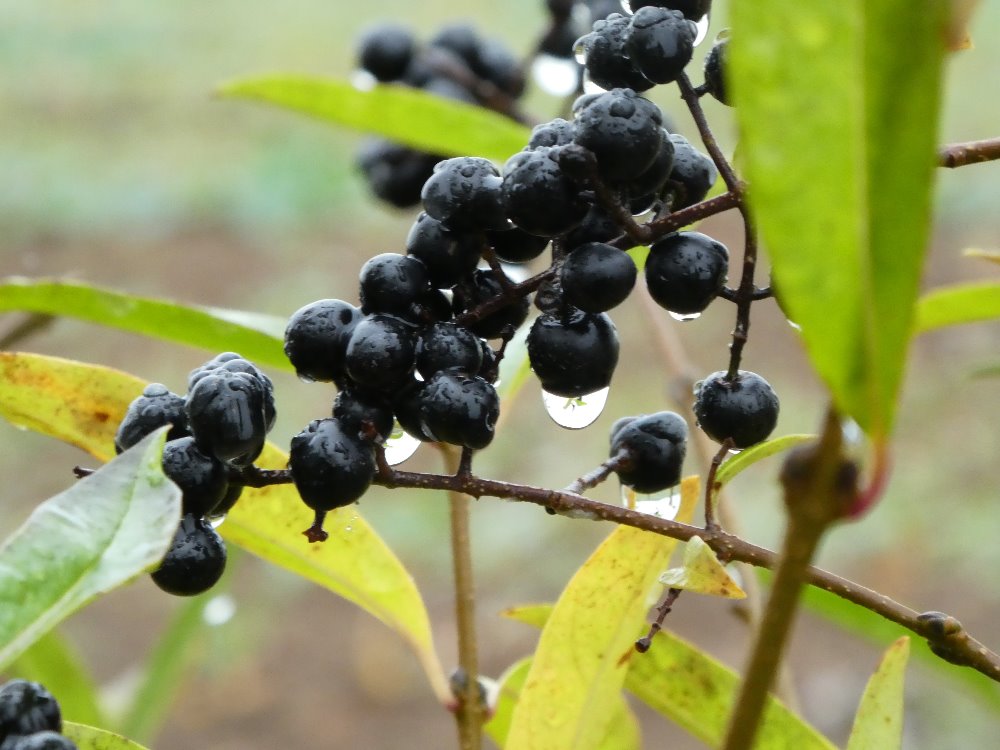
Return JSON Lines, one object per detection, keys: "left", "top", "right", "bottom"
{"left": 563, "top": 450, "right": 632, "bottom": 495}
{"left": 938, "top": 136, "right": 1000, "bottom": 168}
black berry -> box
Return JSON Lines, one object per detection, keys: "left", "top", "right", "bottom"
{"left": 693, "top": 370, "right": 780, "bottom": 448}
{"left": 452, "top": 269, "right": 530, "bottom": 339}
{"left": 575, "top": 14, "right": 654, "bottom": 92}
{"left": 283, "top": 299, "right": 362, "bottom": 385}
{"left": 665, "top": 134, "right": 717, "bottom": 209}
{"left": 0, "top": 681, "right": 60, "bottom": 739}
{"left": 114, "top": 383, "right": 188, "bottom": 454}
{"left": 625, "top": 7, "right": 696, "bottom": 85}
{"left": 343, "top": 314, "right": 418, "bottom": 392}
{"left": 419, "top": 371, "right": 501, "bottom": 449}
{"left": 628, "top": 0, "right": 712, "bottom": 22}
{"left": 161, "top": 436, "right": 230, "bottom": 518}
{"left": 527, "top": 309, "right": 620, "bottom": 397}
{"left": 289, "top": 418, "right": 376, "bottom": 511}
{"left": 645, "top": 231, "right": 729, "bottom": 315}
{"left": 186, "top": 369, "right": 269, "bottom": 466}
{"left": 406, "top": 212, "right": 483, "bottom": 288}
{"left": 359, "top": 252, "right": 431, "bottom": 316}
{"left": 357, "top": 140, "right": 441, "bottom": 209}
{"left": 486, "top": 226, "right": 550, "bottom": 264}
{"left": 573, "top": 89, "right": 664, "bottom": 184}
{"left": 151, "top": 514, "right": 227, "bottom": 596}
{"left": 703, "top": 32, "right": 730, "bottom": 106}
{"left": 421, "top": 157, "right": 507, "bottom": 232}
{"left": 610, "top": 411, "right": 688, "bottom": 493}
{"left": 416, "top": 322, "right": 483, "bottom": 379}
{"left": 333, "top": 388, "right": 395, "bottom": 444}
{"left": 357, "top": 23, "right": 415, "bottom": 83}
{"left": 3, "top": 732, "right": 77, "bottom": 750}
{"left": 560, "top": 242, "right": 637, "bottom": 313}
{"left": 502, "top": 146, "right": 589, "bottom": 237}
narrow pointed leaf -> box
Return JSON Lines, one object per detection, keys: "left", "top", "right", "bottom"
{"left": 8, "top": 629, "right": 106, "bottom": 727}
{"left": 218, "top": 76, "right": 531, "bottom": 164}
{"left": 64, "top": 722, "right": 151, "bottom": 750}
{"left": 0, "top": 278, "right": 289, "bottom": 370}
{"left": 729, "top": 0, "right": 948, "bottom": 438}
{"left": 0, "top": 430, "right": 180, "bottom": 669}
{"left": 913, "top": 282, "right": 1000, "bottom": 334}
{"left": 658, "top": 536, "right": 746, "bottom": 599}
{"left": 0, "top": 353, "right": 447, "bottom": 702}
{"left": 504, "top": 476, "right": 698, "bottom": 750}
{"left": 847, "top": 637, "right": 911, "bottom": 750}
{"left": 714, "top": 434, "right": 815, "bottom": 488}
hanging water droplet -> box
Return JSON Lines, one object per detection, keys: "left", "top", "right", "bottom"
{"left": 532, "top": 54, "right": 580, "bottom": 96}
{"left": 621, "top": 484, "right": 637, "bottom": 510}
{"left": 350, "top": 69, "right": 377, "bottom": 91}
{"left": 541, "top": 386, "right": 609, "bottom": 429}
{"left": 202, "top": 594, "right": 237, "bottom": 627}
{"left": 208, "top": 513, "right": 227, "bottom": 529}
{"left": 297, "top": 373, "right": 316, "bottom": 384}
{"left": 636, "top": 486, "right": 682, "bottom": 520}
{"left": 619, "top": 0, "right": 630, "bottom": 13}
{"left": 669, "top": 311, "right": 702, "bottom": 322}
{"left": 573, "top": 40, "right": 589, "bottom": 65}
{"left": 383, "top": 422, "right": 421, "bottom": 465}
{"left": 727, "top": 447, "right": 743, "bottom": 455}
{"left": 582, "top": 74, "right": 607, "bottom": 95}
{"left": 693, "top": 13, "right": 710, "bottom": 46}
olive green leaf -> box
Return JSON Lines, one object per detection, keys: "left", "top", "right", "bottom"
{"left": 64, "top": 722, "right": 151, "bottom": 750}
{"left": 913, "top": 281, "right": 1000, "bottom": 334}
{"left": 504, "top": 476, "right": 699, "bottom": 750}
{"left": 729, "top": 0, "right": 948, "bottom": 439}
{"left": 0, "top": 430, "right": 180, "bottom": 670}
{"left": 658, "top": 536, "right": 746, "bottom": 599}
{"left": 714, "top": 434, "right": 815, "bottom": 488}
{"left": 0, "top": 353, "right": 448, "bottom": 703}
{"left": 0, "top": 277, "right": 288, "bottom": 370}
{"left": 846, "top": 637, "right": 911, "bottom": 750}
{"left": 217, "top": 76, "right": 531, "bottom": 164}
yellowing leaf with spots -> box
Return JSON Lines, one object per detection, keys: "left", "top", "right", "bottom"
{"left": 658, "top": 536, "right": 746, "bottom": 599}
{"left": 847, "top": 637, "right": 911, "bottom": 750}
{"left": 504, "top": 476, "right": 698, "bottom": 750}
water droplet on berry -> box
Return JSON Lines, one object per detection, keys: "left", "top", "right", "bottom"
{"left": 541, "top": 386, "right": 609, "bottom": 429}
{"left": 297, "top": 373, "right": 316, "bottom": 384}
{"left": 202, "top": 594, "right": 237, "bottom": 626}
{"left": 383, "top": 422, "right": 421, "bottom": 465}
{"left": 622, "top": 485, "right": 682, "bottom": 520}
{"left": 669, "top": 311, "right": 702, "bottom": 322}
{"left": 727, "top": 447, "right": 743, "bottom": 455}
{"left": 532, "top": 54, "right": 580, "bottom": 96}
{"left": 582, "top": 74, "right": 607, "bottom": 95}
{"left": 573, "top": 41, "right": 588, "bottom": 65}
{"left": 208, "top": 513, "right": 227, "bottom": 529}
{"left": 350, "top": 69, "right": 377, "bottom": 91}
{"left": 693, "top": 14, "right": 710, "bottom": 46}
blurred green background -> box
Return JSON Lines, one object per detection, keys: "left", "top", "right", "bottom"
{"left": 2, "top": 1, "right": 999, "bottom": 747}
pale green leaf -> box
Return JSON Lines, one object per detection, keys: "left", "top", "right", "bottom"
{"left": 730, "top": 0, "right": 948, "bottom": 438}
{"left": 0, "top": 277, "right": 289, "bottom": 370}
{"left": 65, "top": 722, "right": 151, "bottom": 750}
{"left": 0, "top": 353, "right": 448, "bottom": 703}
{"left": 504, "top": 476, "right": 699, "bottom": 750}
{"left": 0, "top": 430, "right": 180, "bottom": 669}
{"left": 8, "top": 629, "right": 106, "bottom": 727}
{"left": 218, "top": 76, "right": 531, "bottom": 164}
{"left": 714, "top": 434, "right": 815, "bottom": 488}
{"left": 847, "top": 637, "right": 911, "bottom": 750}
{"left": 658, "top": 536, "right": 746, "bottom": 599}
{"left": 913, "top": 282, "right": 1000, "bottom": 334}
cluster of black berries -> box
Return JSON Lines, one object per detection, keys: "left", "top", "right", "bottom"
{"left": 355, "top": 21, "right": 526, "bottom": 208}
{"left": 114, "top": 353, "right": 276, "bottom": 596}
{"left": 0, "top": 681, "right": 74, "bottom": 750}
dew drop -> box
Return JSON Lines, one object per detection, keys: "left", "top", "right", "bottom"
{"left": 582, "top": 74, "right": 607, "bottom": 95}
{"left": 532, "top": 54, "right": 580, "bottom": 96}
{"left": 383, "top": 422, "right": 421, "bottom": 465}
{"left": 727, "top": 447, "right": 743, "bottom": 455}
{"left": 693, "top": 13, "right": 710, "bottom": 46}
{"left": 350, "top": 69, "right": 377, "bottom": 91}
{"left": 669, "top": 311, "right": 701, "bottom": 322}
{"left": 297, "top": 373, "right": 316, "bottom": 384}
{"left": 202, "top": 594, "right": 237, "bottom": 627}
{"left": 622, "top": 485, "right": 682, "bottom": 519}
{"left": 208, "top": 513, "right": 227, "bottom": 529}
{"left": 573, "top": 40, "right": 589, "bottom": 65}
{"left": 619, "top": 0, "right": 630, "bottom": 13}
{"left": 541, "top": 386, "right": 609, "bottom": 429}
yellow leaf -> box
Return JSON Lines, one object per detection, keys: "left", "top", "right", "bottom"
{"left": 658, "top": 536, "right": 746, "bottom": 599}
{"left": 847, "top": 637, "right": 911, "bottom": 750}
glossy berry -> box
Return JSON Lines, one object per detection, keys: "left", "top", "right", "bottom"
{"left": 283, "top": 299, "right": 362, "bottom": 384}
{"left": 189, "top": 353, "right": 276, "bottom": 433}
{"left": 393, "top": 378, "right": 435, "bottom": 442}
{"left": 0, "top": 680, "right": 60, "bottom": 739}
{"left": 333, "top": 388, "right": 395, "bottom": 444}
{"left": 703, "top": 33, "right": 730, "bottom": 106}
{"left": 575, "top": 14, "right": 653, "bottom": 92}
{"left": 627, "top": 128, "right": 675, "bottom": 203}
{"left": 344, "top": 314, "right": 418, "bottom": 392}
{"left": 486, "top": 226, "right": 549, "bottom": 264}
{"left": 628, "top": 0, "right": 712, "bottom": 21}
{"left": 406, "top": 212, "right": 483, "bottom": 288}
{"left": 186, "top": 369, "right": 269, "bottom": 466}
{"left": 527, "top": 309, "right": 619, "bottom": 397}
{"left": 359, "top": 252, "right": 431, "bottom": 316}
{"left": 421, "top": 157, "right": 507, "bottom": 232}
{"left": 210, "top": 483, "right": 244, "bottom": 518}
{"left": 665, "top": 134, "right": 717, "bottom": 209}
{"left": 610, "top": 411, "right": 688, "bottom": 493}
{"left": 419, "top": 371, "right": 500, "bottom": 450}
{"left": 416, "top": 322, "right": 483, "bottom": 378}
{"left": 357, "top": 140, "right": 441, "bottom": 209}
{"left": 114, "top": 383, "right": 188, "bottom": 454}
{"left": 151, "top": 514, "right": 227, "bottom": 597}
{"left": 1, "top": 732, "right": 77, "bottom": 750}
{"left": 693, "top": 370, "right": 780, "bottom": 448}
{"left": 289, "top": 418, "right": 376, "bottom": 511}
{"left": 502, "top": 146, "right": 589, "bottom": 237}
{"left": 161, "top": 437, "right": 229, "bottom": 518}
{"left": 626, "top": 7, "right": 696, "bottom": 84}
{"left": 452, "top": 269, "right": 530, "bottom": 339}
{"left": 357, "top": 23, "right": 415, "bottom": 82}
{"left": 527, "top": 118, "right": 575, "bottom": 149}
{"left": 560, "top": 242, "right": 637, "bottom": 312}
{"left": 645, "top": 231, "right": 729, "bottom": 315}
{"left": 573, "top": 89, "right": 664, "bottom": 183}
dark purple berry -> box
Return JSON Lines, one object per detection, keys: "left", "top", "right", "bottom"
{"left": 704, "top": 33, "right": 730, "bottom": 106}
{"left": 452, "top": 269, "right": 530, "bottom": 339}
{"left": 421, "top": 157, "right": 507, "bottom": 232}
{"left": 626, "top": 7, "right": 696, "bottom": 84}
{"left": 486, "top": 226, "right": 550, "bottom": 264}
{"left": 527, "top": 118, "right": 575, "bottom": 149}
{"left": 189, "top": 353, "right": 276, "bottom": 433}
{"left": 357, "top": 23, "right": 415, "bottom": 82}
{"left": 151, "top": 514, "right": 227, "bottom": 596}
{"left": 645, "top": 231, "right": 729, "bottom": 315}
{"left": 357, "top": 140, "right": 442, "bottom": 209}
{"left": 333, "top": 388, "right": 394, "bottom": 443}
{"left": 610, "top": 411, "right": 687, "bottom": 493}
{"left": 419, "top": 371, "right": 500, "bottom": 450}
{"left": 161, "top": 436, "right": 229, "bottom": 518}
{"left": 628, "top": 0, "right": 712, "bottom": 22}
{"left": 665, "top": 134, "right": 717, "bottom": 209}
{"left": 573, "top": 89, "right": 664, "bottom": 183}
{"left": 575, "top": 14, "right": 654, "bottom": 92}
{"left": 626, "top": 128, "right": 675, "bottom": 207}
{"left": 560, "top": 242, "right": 637, "bottom": 313}
{"left": 694, "top": 370, "right": 780, "bottom": 448}
{"left": 0, "top": 680, "right": 60, "bottom": 738}
{"left": 289, "top": 418, "right": 376, "bottom": 511}
{"left": 502, "top": 146, "right": 589, "bottom": 237}
{"left": 406, "top": 212, "right": 483, "bottom": 288}
{"left": 416, "top": 322, "right": 483, "bottom": 378}
{"left": 527, "top": 309, "right": 620, "bottom": 397}
{"left": 115, "top": 383, "right": 189, "bottom": 454}
{"left": 283, "top": 299, "right": 362, "bottom": 384}
{"left": 344, "top": 314, "right": 418, "bottom": 392}
{"left": 186, "top": 369, "right": 269, "bottom": 466}
{"left": 359, "top": 252, "right": 431, "bottom": 316}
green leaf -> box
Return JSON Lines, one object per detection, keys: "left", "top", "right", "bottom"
{"left": 0, "top": 277, "right": 289, "bottom": 371}
{"left": 504, "top": 477, "right": 699, "bottom": 750}
{"left": 64, "top": 722, "right": 151, "bottom": 750}
{"left": 847, "top": 637, "right": 910, "bottom": 750}
{"left": 913, "top": 282, "right": 1000, "bottom": 334}
{"left": 486, "top": 658, "right": 641, "bottom": 750}
{"left": 503, "top": 603, "right": 834, "bottom": 749}
{"left": 729, "top": 0, "right": 948, "bottom": 439}
{"left": 217, "top": 76, "right": 531, "bottom": 164}
{"left": 0, "top": 353, "right": 449, "bottom": 703}
{"left": 8, "top": 629, "right": 106, "bottom": 728}
{"left": 714, "top": 434, "right": 815, "bottom": 488}
{"left": 0, "top": 430, "right": 180, "bottom": 669}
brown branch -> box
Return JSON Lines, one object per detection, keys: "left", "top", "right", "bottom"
{"left": 939, "top": 137, "right": 1000, "bottom": 169}
{"left": 611, "top": 190, "right": 741, "bottom": 250}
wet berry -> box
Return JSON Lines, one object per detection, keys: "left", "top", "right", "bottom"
{"left": 406, "top": 212, "right": 483, "bottom": 288}
{"left": 703, "top": 33, "right": 730, "bottom": 106}
{"left": 626, "top": 7, "right": 696, "bottom": 85}
{"left": 333, "top": 388, "right": 395, "bottom": 444}
{"left": 283, "top": 299, "right": 362, "bottom": 385}
{"left": 665, "top": 134, "right": 717, "bottom": 209}
{"left": 416, "top": 322, "right": 483, "bottom": 378}
{"left": 527, "top": 118, "right": 575, "bottom": 149}
{"left": 527, "top": 309, "right": 619, "bottom": 397}
{"left": 573, "top": 89, "right": 664, "bottom": 183}
{"left": 452, "top": 269, "right": 530, "bottom": 339}
{"left": 161, "top": 436, "right": 229, "bottom": 518}
{"left": 186, "top": 369, "right": 269, "bottom": 466}
{"left": 359, "top": 252, "right": 431, "bottom": 316}
{"left": 645, "top": 231, "right": 729, "bottom": 315}
{"left": 694, "top": 370, "right": 780, "bottom": 448}
{"left": 419, "top": 371, "right": 500, "bottom": 449}
{"left": 357, "top": 140, "right": 441, "bottom": 209}
{"left": 344, "top": 314, "right": 418, "bottom": 392}
{"left": 114, "top": 384, "right": 188, "bottom": 454}
{"left": 3, "top": 732, "right": 77, "bottom": 750}
{"left": 502, "top": 146, "right": 589, "bottom": 237}
{"left": 560, "top": 242, "right": 637, "bottom": 313}
{"left": 357, "top": 23, "right": 415, "bottom": 83}
{"left": 151, "top": 514, "right": 227, "bottom": 597}
{"left": 610, "top": 411, "right": 688, "bottom": 493}
{"left": 0, "top": 680, "right": 60, "bottom": 738}
{"left": 421, "top": 157, "right": 507, "bottom": 232}
{"left": 575, "top": 14, "right": 654, "bottom": 92}
{"left": 289, "top": 418, "right": 376, "bottom": 511}
{"left": 486, "top": 226, "right": 550, "bottom": 264}
{"left": 628, "top": 0, "right": 712, "bottom": 22}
